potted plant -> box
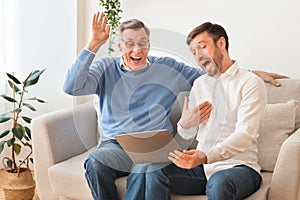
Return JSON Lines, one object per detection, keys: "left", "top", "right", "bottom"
{"left": 99, "top": 0, "right": 123, "bottom": 55}
{"left": 0, "top": 69, "right": 46, "bottom": 200}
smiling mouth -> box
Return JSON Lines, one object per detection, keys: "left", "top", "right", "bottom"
{"left": 131, "top": 56, "right": 142, "bottom": 61}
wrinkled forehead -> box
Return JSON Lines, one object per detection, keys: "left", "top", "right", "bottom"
{"left": 121, "top": 28, "right": 149, "bottom": 41}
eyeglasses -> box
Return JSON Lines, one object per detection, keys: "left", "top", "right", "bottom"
{"left": 120, "top": 39, "right": 149, "bottom": 49}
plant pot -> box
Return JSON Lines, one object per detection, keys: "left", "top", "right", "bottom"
{"left": 0, "top": 168, "right": 35, "bottom": 200}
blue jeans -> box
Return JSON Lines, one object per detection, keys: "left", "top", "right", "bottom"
{"left": 84, "top": 140, "right": 173, "bottom": 200}
{"left": 137, "top": 163, "right": 262, "bottom": 200}
{"left": 84, "top": 140, "right": 132, "bottom": 200}
{"left": 84, "top": 140, "right": 261, "bottom": 200}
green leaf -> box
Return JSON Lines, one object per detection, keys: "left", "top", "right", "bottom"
{"left": 11, "top": 108, "right": 22, "bottom": 114}
{"left": 23, "top": 134, "right": 30, "bottom": 141}
{"left": 25, "top": 97, "right": 46, "bottom": 103}
{"left": 12, "top": 125, "right": 24, "bottom": 140}
{"left": 24, "top": 68, "right": 46, "bottom": 87}
{"left": 37, "top": 98, "right": 46, "bottom": 103}
{"left": 6, "top": 72, "right": 21, "bottom": 84}
{"left": 7, "top": 137, "right": 15, "bottom": 147}
{"left": 0, "top": 130, "right": 10, "bottom": 138}
{"left": 99, "top": 0, "right": 122, "bottom": 55}
{"left": 6, "top": 159, "right": 12, "bottom": 168}
{"left": 0, "top": 141, "right": 5, "bottom": 154}
{"left": 8, "top": 80, "right": 21, "bottom": 93}
{"left": 0, "top": 116, "right": 11, "bottom": 123}
{"left": 22, "top": 102, "right": 36, "bottom": 111}
{"left": 22, "top": 116, "right": 32, "bottom": 124}
{"left": 14, "top": 143, "right": 21, "bottom": 155}
{"left": 1, "top": 94, "right": 17, "bottom": 103}
{"left": 25, "top": 127, "right": 31, "bottom": 139}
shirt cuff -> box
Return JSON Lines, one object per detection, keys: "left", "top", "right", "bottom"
{"left": 177, "top": 122, "right": 198, "bottom": 140}
{"left": 206, "top": 146, "right": 221, "bottom": 164}
{"left": 84, "top": 47, "right": 96, "bottom": 55}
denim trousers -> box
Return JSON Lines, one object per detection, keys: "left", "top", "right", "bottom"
{"left": 138, "top": 163, "right": 262, "bottom": 200}
{"left": 84, "top": 140, "right": 261, "bottom": 200}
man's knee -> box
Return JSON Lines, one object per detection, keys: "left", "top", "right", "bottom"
{"left": 84, "top": 155, "right": 106, "bottom": 173}
{"left": 206, "top": 171, "right": 236, "bottom": 199}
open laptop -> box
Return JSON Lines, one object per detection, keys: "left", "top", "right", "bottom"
{"left": 115, "top": 129, "right": 182, "bottom": 164}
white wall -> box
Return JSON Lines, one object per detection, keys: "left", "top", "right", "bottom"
{"left": 0, "top": 0, "right": 76, "bottom": 167}
{"left": 86, "top": 0, "right": 300, "bottom": 78}
{"left": 0, "top": 0, "right": 6, "bottom": 135}
{"left": 3, "top": 0, "right": 76, "bottom": 114}
{"left": 5, "top": 0, "right": 293, "bottom": 114}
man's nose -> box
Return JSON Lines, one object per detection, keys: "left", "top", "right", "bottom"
{"left": 196, "top": 50, "right": 204, "bottom": 61}
{"left": 196, "top": 53, "right": 204, "bottom": 62}
{"left": 132, "top": 45, "right": 142, "bottom": 52}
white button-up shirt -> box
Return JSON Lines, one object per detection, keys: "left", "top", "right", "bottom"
{"left": 178, "top": 61, "right": 267, "bottom": 178}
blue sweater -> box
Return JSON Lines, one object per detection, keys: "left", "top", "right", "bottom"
{"left": 63, "top": 49, "right": 204, "bottom": 141}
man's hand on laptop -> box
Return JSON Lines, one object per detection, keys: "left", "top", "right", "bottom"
{"left": 168, "top": 149, "right": 207, "bottom": 169}
{"left": 179, "top": 97, "right": 212, "bottom": 129}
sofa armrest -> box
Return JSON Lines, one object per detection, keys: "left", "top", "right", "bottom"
{"left": 32, "top": 101, "right": 98, "bottom": 200}
{"left": 268, "top": 128, "right": 300, "bottom": 200}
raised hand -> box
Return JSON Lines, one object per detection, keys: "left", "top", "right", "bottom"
{"left": 86, "top": 11, "right": 111, "bottom": 53}
{"left": 179, "top": 97, "right": 212, "bottom": 129}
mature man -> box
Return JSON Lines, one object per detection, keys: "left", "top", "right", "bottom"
{"left": 138, "top": 22, "right": 268, "bottom": 200}
{"left": 63, "top": 12, "right": 285, "bottom": 200}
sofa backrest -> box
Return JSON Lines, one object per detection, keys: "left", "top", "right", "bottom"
{"left": 258, "top": 79, "right": 300, "bottom": 171}
{"left": 265, "top": 79, "right": 300, "bottom": 130}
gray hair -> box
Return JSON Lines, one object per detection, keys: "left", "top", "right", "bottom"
{"left": 118, "top": 19, "right": 150, "bottom": 37}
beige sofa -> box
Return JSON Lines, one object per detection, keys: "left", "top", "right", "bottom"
{"left": 32, "top": 79, "right": 300, "bottom": 200}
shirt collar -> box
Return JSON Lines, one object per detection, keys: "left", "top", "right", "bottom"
{"left": 221, "top": 60, "right": 239, "bottom": 79}
{"left": 120, "top": 57, "right": 150, "bottom": 71}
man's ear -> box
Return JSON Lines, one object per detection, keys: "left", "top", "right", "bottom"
{"left": 217, "top": 37, "right": 226, "bottom": 50}
{"left": 118, "top": 42, "right": 122, "bottom": 52}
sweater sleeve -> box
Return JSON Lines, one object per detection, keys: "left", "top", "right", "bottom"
{"left": 174, "top": 59, "right": 205, "bottom": 87}
{"left": 63, "top": 48, "right": 105, "bottom": 96}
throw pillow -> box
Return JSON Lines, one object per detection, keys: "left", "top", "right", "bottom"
{"left": 258, "top": 99, "right": 299, "bottom": 172}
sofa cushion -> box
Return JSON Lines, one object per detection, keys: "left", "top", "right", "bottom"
{"left": 265, "top": 79, "right": 300, "bottom": 130}
{"left": 48, "top": 148, "right": 95, "bottom": 200}
{"left": 48, "top": 147, "right": 272, "bottom": 200}
{"left": 258, "top": 99, "right": 298, "bottom": 172}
